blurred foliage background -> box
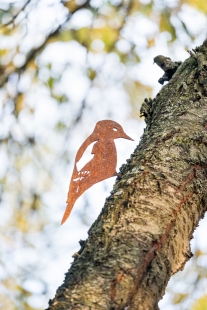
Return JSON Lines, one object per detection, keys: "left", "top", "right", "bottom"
{"left": 0, "top": 0, "right": 207, "bottom": 309}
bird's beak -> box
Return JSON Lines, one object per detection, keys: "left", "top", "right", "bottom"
{"left": 122, "top": 132, "right": 134, "bottom": 141}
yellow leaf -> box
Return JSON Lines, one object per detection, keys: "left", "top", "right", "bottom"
{"left": 147, "top": 38, "right": 155, "bottom": 48}
{"left": 192, "top": 296, "right": 207, "bottom": 310}
{"left": 186, "top": 0, "right": 207, "bottom": 14}
{"left": 0, "top": 49, "right": 7, "bottom": 57}
{"left": 195, "top": 249, "right": 204, "bottom": 258}
{"left": 17, "top": 215, "right": 28, "bottom": 232}
{"left": 47, "top": 36, "right": 58, "bottom": 44}
{"left": 15, "top": 285, "right": 32, "bottom": 297}
{"left": 0, "top": 25, "right": 16, "bottom": 35}
{"left": 59, "top": 30, "right": 74, "bottom": 42}
{"left": 173, "top": 293, "right": 188, "bottom": 304}
{"left": 139, "top": 2, "right": 154, "bottom": 16}
{"left": 0, "top": 292, "right": 16, "bottom": 310}
{"left": 27, "top": 59, "right": 37, "bottom": 70}
{"left": 64, "top": 0, "right": 78, "bottom": 12}
{"left": 124, "top": 80, "right": 152, "bottom": 119}
{"left": 90, "top": 25, "right": 118, "bottom": 51}
{"left": 76, "top": 27, "right": 91, "bottom": 45}
{"left": 126, "top": 1, "right": 141, "bottom": 14}
{"left": 15, "top": 93, "right": 24, "bottom": 116}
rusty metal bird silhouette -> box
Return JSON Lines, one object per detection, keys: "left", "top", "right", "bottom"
{"left": 61, "top": 120, "right": 134, "bottom": 225}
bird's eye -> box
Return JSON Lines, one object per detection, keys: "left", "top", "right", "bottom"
{"left": 113, "top": 128, "right": 118, "bottom": 131}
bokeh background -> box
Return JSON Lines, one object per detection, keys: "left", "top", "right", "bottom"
{"left": 0, "top": 0, "right": 207, "bottom": 309}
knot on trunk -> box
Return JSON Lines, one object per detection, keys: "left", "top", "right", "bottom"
{"left": 140, "top": 97, "right": 154, "bottom": 124}
{"left": 154, "top": 55, "right": 182, "bottom": 85}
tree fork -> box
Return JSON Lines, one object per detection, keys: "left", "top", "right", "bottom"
{"left": 47, "top": 40, "right": 207, "bottom": 310}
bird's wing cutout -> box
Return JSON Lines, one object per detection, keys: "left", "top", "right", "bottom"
{"left": 61, "top": 134, "right": 98, "bottom": 225}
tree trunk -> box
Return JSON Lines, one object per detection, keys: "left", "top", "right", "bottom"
{"left": 47, "top": 40, "right": 207, "bottom": 310}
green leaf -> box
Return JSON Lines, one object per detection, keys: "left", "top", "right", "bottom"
{"left": 47, "top": 77, "right": 55, "bottom": 90}
{"left": 56, "top": 122, "right": 67, "bottom": 131}
{"left": 160, "top": 11, "right": 177, "bottom": 42}
{"left": 87, "top": 68, "right": 97, "bottom": 80}
{"left": 52, "top": 93, "right": 68, "bottom": 103}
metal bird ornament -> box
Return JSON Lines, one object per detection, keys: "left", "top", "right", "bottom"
{"left": 61, "top": 120, "right": 134, "bottom": 224}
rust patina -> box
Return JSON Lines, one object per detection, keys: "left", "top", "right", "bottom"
{"left": 61, "top": 120, "right": 134, "bottom": 225}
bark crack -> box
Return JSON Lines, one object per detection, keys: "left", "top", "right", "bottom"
{"left": 119, "top": 191, "right": 194, "bottom": 309}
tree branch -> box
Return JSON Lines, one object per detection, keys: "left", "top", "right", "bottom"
{"left": 0, "top": 0, "right": 32, "bottom": 28}
{"left": 46, "top": 40, "right": 207, "bottom": 310}
{"left": 0, "top": 0, "right": 90, "bottom": 88}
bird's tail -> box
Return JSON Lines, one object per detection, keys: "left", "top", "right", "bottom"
{"left": 61, "top": 200, "right": 75, "bottom": 225}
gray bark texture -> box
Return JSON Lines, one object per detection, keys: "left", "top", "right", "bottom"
{"left": 47, "top": 40, "right": 207, "bottom": 310}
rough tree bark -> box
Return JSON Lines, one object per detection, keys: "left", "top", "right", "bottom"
{"left": 47, "top": 40, "right": 207, "bottom": 310}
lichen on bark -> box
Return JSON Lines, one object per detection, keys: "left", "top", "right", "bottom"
{"left": 46, "top": 40, "right": 207, "bottom": 310}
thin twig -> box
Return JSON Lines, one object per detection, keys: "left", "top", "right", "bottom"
{"left": 0, "top": 0, "right": 32, "bottom": 28}
{"left": 0, "top": 0, "right": 90, "bottom": 88}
